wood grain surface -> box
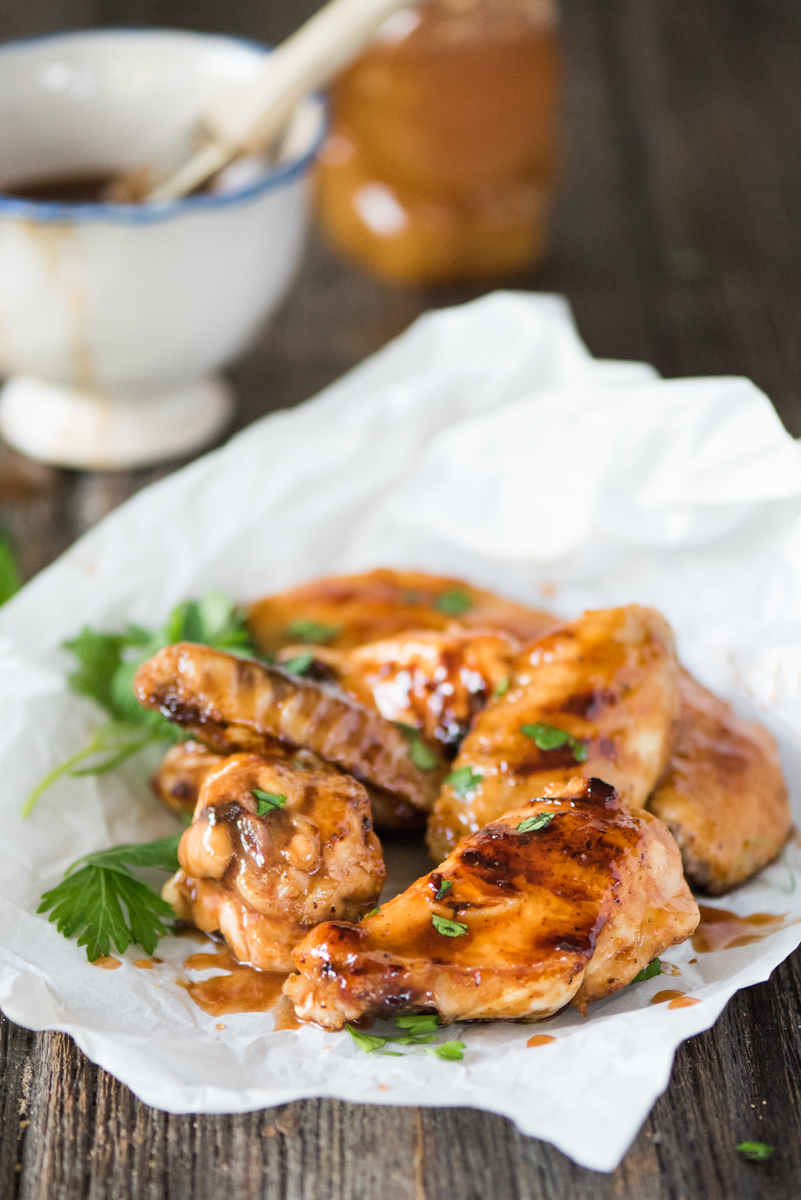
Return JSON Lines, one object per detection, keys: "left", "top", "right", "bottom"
{"left": 2, "top": 0, "right": 801, "bottom": 1196}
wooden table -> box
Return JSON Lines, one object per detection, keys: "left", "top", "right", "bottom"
{"left": 3, "top": 0, "right": 801, "bottom": 1195}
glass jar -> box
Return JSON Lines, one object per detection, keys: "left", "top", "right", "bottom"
{"left": 316, "top": 0, "right": 561, "bottom": 285}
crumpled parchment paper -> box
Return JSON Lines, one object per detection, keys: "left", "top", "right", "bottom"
{"left": 2, "top": 291, "right": 801, "bottom": 1172}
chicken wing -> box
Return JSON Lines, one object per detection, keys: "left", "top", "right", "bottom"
{"left": 426, "top": 606, "right": 681, "bottom": 860}
{"left": 284, "top": 777, "right": 698, "bottom": 1028}
{"left": 647, "top": 670, "right": 791, "bottom": 894}
{"left": 134, "top": 643, "right": 446, "bottom": 813}
{"left": 248, "top": 568, "right": 556, "bottom": 655}
{"left": 164, "top": 752, "right": 385, "bottom": 971}
{"left": 278, "top": 626, "right": 519, "bottom": 751}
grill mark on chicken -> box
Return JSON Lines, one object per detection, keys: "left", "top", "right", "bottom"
{"left": 134, "top": 643, "right": 446, "bottom": 812}
{"left": 284, "top": 777, "right": 699, "bottom": 1028}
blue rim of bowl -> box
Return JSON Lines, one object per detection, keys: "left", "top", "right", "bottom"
{"left": 0, "top": 28, "right": 327, "bottom": 225}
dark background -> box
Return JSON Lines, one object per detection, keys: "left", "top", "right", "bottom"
{"left": 3, "top": 2, "right": 801, "bottom": 1198}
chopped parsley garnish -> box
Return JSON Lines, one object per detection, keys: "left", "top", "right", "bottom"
{"left": 285, "top": 619, "right": 340, "bottom": 644}
{"left": 37, "top": 833, "right": 181, "bottom": 961}
{"left": 631, "top": 959, "right": 662, "bottom": 984}
{"left": 345, "top": 1015, "right": 463, "bottom": 1061}
{"left": 252, "top": 789, "right": 287, "bottom": 815}
{"left": 435, "top": 589, "right": 473, "bottom": 617}
{"left": 23, "top": 591, "right": 258, "bottom": 817}
{"left": 396, "top": 1014, "right": 442, "bottom": 1035}
{"left": 281, "top": 652, "right": 315, "bottom": 676}
{"left": 445, "top": 766, "right": 483, "bottom": 797}
{"left": 426, "top": 1041, "right": 465, "bottom": 1062}
{"left": 364, "top": 907, "right": 381, "bottom": 919}
{"left": 517, "top": 813, "right": 555, "bottom": 833}
{"left": 346, "top": 1026, "right": 387, "bottom": 1053}
{"left": 0, "top": 523, "right": 21, "bottom": 606}
{"left": 492, "top": 676, "right": 510, "bottom": 699}
{"left": 520, "top": 721, "right": 589, "bottom": 763}
{"left": 432, "top": 914, "right": 468, "bottom": 937}
{"left": 395, "top": 722, "right": 439, "bottom": 770}
{"left": 435, "top": 880, "right": 453, "bottom": 901}
{"left": 737, "top": 1142, "right": 774, "bottom": 1162}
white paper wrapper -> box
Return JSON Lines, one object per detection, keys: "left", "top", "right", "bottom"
{"left": 2, "top": 291, "right": 801, "bottom": 1173}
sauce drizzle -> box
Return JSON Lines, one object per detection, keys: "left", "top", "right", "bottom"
{"left": 527, "top": 1034, "right": 556, "bottom": 1048}
{"left": 692, "top": 905, "right": 789, "bottom": 954}
{"left": 178, "top": 942, "right": 292, "bottom": 1019}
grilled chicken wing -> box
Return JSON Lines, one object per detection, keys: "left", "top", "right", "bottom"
{"left": 248, "top": 568, "right": 556, "bottom": 656}
{"left": 284, "top": 777, "right": 698, "bottom": 1028}
{"left": 163, "top": 752, "right": 385, "bottom": 971}
{"left": 134, "top": 643, "right": 446, "bottom": 814}
{"left": 647, "top": 670, "right": 791, "bottom": 894}
{"left": 426, "top": 606, "right": 681, "bottom": 861}
{"left": 278, "top": 626, "right": 519, "bottom": 751}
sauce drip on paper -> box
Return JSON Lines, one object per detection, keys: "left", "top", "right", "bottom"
{"left": 692, "top": 905, "right": 789, "bottom": 954}
{"left": 178, "top": 941, "right": 296, "bottom": 1023}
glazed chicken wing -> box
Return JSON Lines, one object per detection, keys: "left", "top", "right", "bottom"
{"left": 647, "top": 670, "right": 791, "bottom": 894}
{"left": 427, "top": 606, "right": 681, "bottom": 860}
{"left": 164, "top": 752, "right": 385, "bottom": 971}
{"left": 278, "top": 626, "right": 519, "bottom": 751}
{"left": 284, "top": 777, "right": 699, "bottom": 1028}
{"left": 248, "top": 568, "right": 556, "bottom": 655}
{"left": 134, "top": 643, "right": 446, "bottom": 814}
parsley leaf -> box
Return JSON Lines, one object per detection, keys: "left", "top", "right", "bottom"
{"left": 492, "top": 675, "right": 510, "bottom": 699}
{"left": 37, "top": 833, "right": 181, "bottom": 961}
{"left": 425, "top": 1041, "right": 466, "bottom": 1062}
{"left": 737, "top": 1142, "right": 774, "bottom": 1162}
{"left": 346, "top": 1025, "right": 388, "bottom": 1053}
{"left": 517, "top": 813, "right": 555, "bottom": 833}
{"left": 445, "top": 766, "right": 483, "bottom": 797}
{"left": 281, "top": 652, "right": 315, "bottom": 676}
{"left": 0, "top": 525, "right": 21, "bottom": 606}
{"left": 24, "top": 591, "right": 258, "bottom": 816}
{"left": 364, "top": 907, "right": 381, "bottom": 919}
{"left": 395, "top": 722, "right": 439, "bottom": 771}
{"left": 432, "top": 914, "right": 468, "bottom": 937}
{"left": 631, "top": 958, "right": 662, "bottom": 984}
{"left": 435, "top": 880, "right": 453, "bottom": 901}
{"left": 435, "top": 589, "right": 473, "bottom": 617}
{"left": 252, "top": 789, "right": 287, "bottom": 815}
{"left": 395, "top": 1014, "right": 442, "bottom": 1035}
{"left": 521, "top": 722, "right": 588, "bottom": 763}
{"left": 285, "top": 619, "right": 340, "bottom": 644}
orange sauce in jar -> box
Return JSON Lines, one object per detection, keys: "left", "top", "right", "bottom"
{"left": 317, "top": 0, "right": 561, "bottom": 284}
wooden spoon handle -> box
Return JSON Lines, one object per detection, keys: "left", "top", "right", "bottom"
{"left": 149, "top": 0, "right": 414, "bottom": 201}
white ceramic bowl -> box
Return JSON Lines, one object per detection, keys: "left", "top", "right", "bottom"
{"left": 0, "top": 29, "right": 325, "bottom": 469}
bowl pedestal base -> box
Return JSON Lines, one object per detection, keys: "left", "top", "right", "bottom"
{"left": 0, "top": 374, "right": 234, "bottom": 470}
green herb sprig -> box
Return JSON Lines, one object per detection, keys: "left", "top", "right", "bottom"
{"left": 432, "top": 914, "right": 468, "bottom": 937}
{"left": 38, "top": 833, "right": 181, "bottom": 961}
{"left": 285, "top": 619, "right": 340, "bottom": 644}
{"left": 395, "top": 722, "right": 440, "bottom": 771}
{"left": 737, "top": 1142, "right": 774, "bottom": 1162}
{"left": 23, "top": 591, "right": 258, "bottom": 817}
{"left": 631, "top": 959, "right": 662, "bottom": 984}
{"left": 517, "top": 813, "right": 555, "bottom": 834}
{"left": 0, "top": 523, "right": 21, "bottom": 606}
{"left": 445, "top": 766, "right": 483, "bottom": 797}
{"left": 520, "top": 722, "right": 589, "bottom": 763}
{"left": 435, "top": 589, "right": 473, "bottom": 617}
{"left": 346, "top": 1015, "right": 466, "bottom": 1061}
{"left": 252, "top": 789, "right": 287, "bottom": 816}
